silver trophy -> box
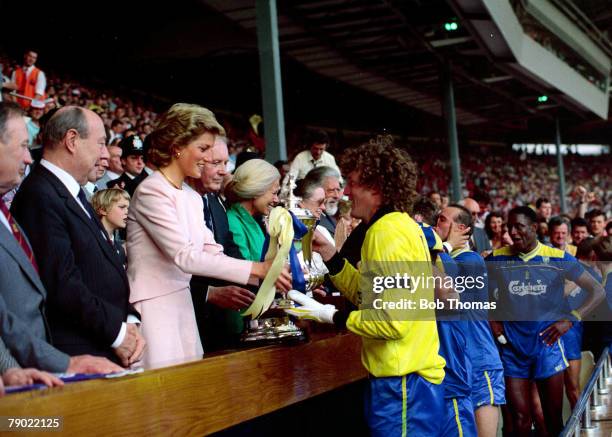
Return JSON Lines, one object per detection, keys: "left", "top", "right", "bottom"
{"left": 242, "top": 177, "right": 315, "bottom": 346}
{"left": 240, "top": 174, "right": 324, "bottom": 346}
{"left": 279, "top": 173, "right": 326, "bottom": 292}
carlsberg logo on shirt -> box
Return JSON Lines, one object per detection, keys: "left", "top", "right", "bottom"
{"left": 508, "top": 280, "right": 548, "bottom": 296}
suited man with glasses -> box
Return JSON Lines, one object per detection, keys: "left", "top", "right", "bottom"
{"left": 190, "top": 136, "right": 256, "bottom": 351}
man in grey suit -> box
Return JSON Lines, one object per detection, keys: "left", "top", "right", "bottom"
{"left": 0, "top": 298, "right": 63, "bottom": 388}
{"left": 0, "top": 102, "right": 121, "bottom": 375}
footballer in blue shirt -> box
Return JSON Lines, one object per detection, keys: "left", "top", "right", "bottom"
{"left": 487, "top": 206, "right": 604, "bottom": 436}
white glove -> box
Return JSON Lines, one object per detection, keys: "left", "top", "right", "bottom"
{"left": 284, "top": 290, "right": 337, "bottom": 324}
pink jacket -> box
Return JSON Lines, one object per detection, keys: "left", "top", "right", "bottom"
{"left": 127, "top": 172, "right": 252, "bottom": 303}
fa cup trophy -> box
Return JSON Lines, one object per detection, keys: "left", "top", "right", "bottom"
{"left": 279, "top": 174, "right": 326, "bottom": 293}
{"left": 241, "top": 174, "right": 324, "bottom": 346}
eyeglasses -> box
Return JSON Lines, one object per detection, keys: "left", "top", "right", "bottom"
{"left": 202, "top": 159, "right": 227, "bottom": 169}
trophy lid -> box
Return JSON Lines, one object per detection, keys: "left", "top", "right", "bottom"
{"left": 279, "top": 173, "right": 313, "bottom": 220}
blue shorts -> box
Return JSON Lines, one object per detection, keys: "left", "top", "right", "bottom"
{"left": 501, "top": 339, "right": 569, "bottom": 380}
{"left": 365, "top": 373, "right": 444, "bottom": 437}
{"left": 471, "top": 369, "right": 506, "bottom": 409}
{"left": 562, "top": 322, "right": 583, "bottom": 361}
{"left": 441, "top": 396, "right": 477, "bottom": 437}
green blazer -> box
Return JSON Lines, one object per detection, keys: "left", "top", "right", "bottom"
{"left": 226, "top": 203, "right": 265, "bottom": 261}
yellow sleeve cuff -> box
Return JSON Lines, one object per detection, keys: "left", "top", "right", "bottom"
{"left": 570, "top": 310, "right": 582, "bottom": 321}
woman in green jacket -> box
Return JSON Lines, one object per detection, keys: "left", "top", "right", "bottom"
{"left": 225, "top": 158, "right": 281, "bottom": 261}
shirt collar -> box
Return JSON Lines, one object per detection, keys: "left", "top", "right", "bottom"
{"left": 451, "top": 244, "right": 471, "bottom": 259}
{"left": 308, "top": 151, "right": 323, "bottom": 163}
{"left": 40, "top": 159, "right": 81, "bottom": 199}
{"left": 83, "top": 182, "right": 96, "bottom": 195}
{"left": 517, "top": 241, "right": 542, "bottom": 262}
{"left": 105, "top": 170, "right": 121, "bottom": 180}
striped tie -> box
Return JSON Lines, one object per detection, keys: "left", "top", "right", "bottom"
{"left": 0, "top": 200, "right": 39, "bottom": 273}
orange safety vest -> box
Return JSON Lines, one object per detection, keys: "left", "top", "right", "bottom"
{"left": 14, "top": 66, "right": 45, "bottom": 109}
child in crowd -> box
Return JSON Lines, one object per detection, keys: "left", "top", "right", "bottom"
{"left": 92, "top": 188, "right": 130, "bottom": 267}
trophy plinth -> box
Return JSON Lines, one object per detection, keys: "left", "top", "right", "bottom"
{"left": 240, "top": 299, "right": 307, "bottom": 346}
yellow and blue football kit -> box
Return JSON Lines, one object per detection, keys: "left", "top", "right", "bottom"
{"left": 451, "top": 248, "right": 505, "bottom": 410}
{"left": 488, "top": 243, "right": 584, "bottom": 379}
{"left": 328, "top": 210, "right": 446, "bottom": 436}
{"left": 420, "top": 225, "right": 477, "bottom": 437}
{"left": 563, "top": 263, "right": 602, "bottom": 360}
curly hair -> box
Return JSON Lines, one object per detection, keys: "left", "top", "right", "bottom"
{"left": 338, "top": 135, "right": 417, "bottom": 213}
{"left": 147, "top": 103, "right": 225, "bottom": 168}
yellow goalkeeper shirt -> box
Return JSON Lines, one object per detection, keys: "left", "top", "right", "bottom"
{"left": 329, "top": 211, "right": 445, "bottom": 383}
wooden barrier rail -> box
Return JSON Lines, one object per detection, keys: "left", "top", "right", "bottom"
{"left": 0, "top": 331, "right": 366, "bottom": 436}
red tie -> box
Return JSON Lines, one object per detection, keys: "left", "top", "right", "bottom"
{"left": 0, "top": 201, "right": 39, "bottom": 273}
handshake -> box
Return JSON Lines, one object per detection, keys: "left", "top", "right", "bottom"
{"left": 284, "top": 290, "right": 337, "bottom": 324}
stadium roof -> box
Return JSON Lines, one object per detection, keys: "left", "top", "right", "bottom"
{"left": 203, "top": 0, "right": 612, "bottom": 144}
{"left": 1, "top": 0, "right": 610, "bottom": 145}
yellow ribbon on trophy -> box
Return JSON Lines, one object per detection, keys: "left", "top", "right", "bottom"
{"left": 242, "top": 206, "right": 294, "bottom": 319}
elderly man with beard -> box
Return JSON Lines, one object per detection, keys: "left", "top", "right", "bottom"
{"left": 303, "top": 166, "right": 342, "bottom": 236}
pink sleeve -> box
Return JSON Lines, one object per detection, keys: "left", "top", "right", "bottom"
{"left": 132, "top": 181, "right": 252, "bottom": 284}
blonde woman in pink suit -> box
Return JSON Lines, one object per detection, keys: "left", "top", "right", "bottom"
{"left": 127, "top": 104, "right": 276, "bottom": 368}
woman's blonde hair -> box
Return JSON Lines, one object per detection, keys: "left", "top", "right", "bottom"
{"left": 147, "top": 103, "right": 225, "bottom": 168}
{"left": 92, "top": 188, "right": 131, "bottom": 215}
{"left": 225, "top": 159, "right": 280, "bottom": 203}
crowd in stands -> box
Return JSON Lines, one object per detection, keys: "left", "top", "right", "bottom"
{"left": 415, "top": 146, "right": 611, "bottom": 219}
{"left": 2, "top": 50, "right": 609, "bottom": 221}
{"left": 1, "top": 48, "right": 612, "bottom": 437}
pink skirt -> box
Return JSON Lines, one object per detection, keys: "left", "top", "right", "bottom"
{"left": 133, "top": 288, "right": 204, "bottom": 369}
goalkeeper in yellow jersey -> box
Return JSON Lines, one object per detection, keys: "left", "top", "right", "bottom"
{"left": 286, "top": 136, "right": 446, "bottom": 436}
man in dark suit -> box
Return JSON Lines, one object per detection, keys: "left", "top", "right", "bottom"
{"left": 11, "top": 106, "right": 145, "bottom": 367}
{"left": 107, "top": 135, "right": 147, "bottom": 196}
{"left": 462, "top": 197, "right": 491, "bottom": 254}
{"left": 190, "top": 136, "right": 256, "bottom": 351}
{"left": 0, "top": 102, "right": 122, "bottom": 374}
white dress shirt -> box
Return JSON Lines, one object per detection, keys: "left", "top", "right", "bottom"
{"left": 104, "top": 170, "right": 121, "bottom": 180}
{"left": 289, "top": 150, "right": 341, "bottom": 180}
{"left": 40, "top": 160, "right": 91, "bottom": 216}
{"left": 0, "top": 202, "right": 11, "bottom": 233}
